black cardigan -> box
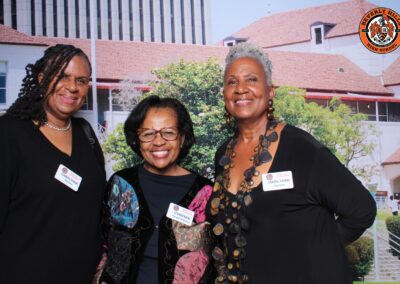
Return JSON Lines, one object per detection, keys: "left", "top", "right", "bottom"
{"left": 99, "top": 165, "right": 214, "bottom": 284}
{"left": 209, "top": 124, "right": 376, "bottom": 284}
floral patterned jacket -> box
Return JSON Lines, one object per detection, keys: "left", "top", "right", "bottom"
{"left": 97, "top": 166, "right": 214, "bottom": 284}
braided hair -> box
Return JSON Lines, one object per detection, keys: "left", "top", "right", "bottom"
{"left": 6, "top": 44, "right": 91, "bottom": 126}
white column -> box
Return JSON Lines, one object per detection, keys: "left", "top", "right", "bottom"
{"left": 56, "top": 0, "right": 65, "bottom": 37}
{"left": 194, "top": 0, "right": 202, "bottom": 44}
{"left": 17, "top": 0, "right": 31, "bottom": 34}
{"left": 46, "top": 0, "right": 54, "bottom": 37}
{"left": 163, "top": 0, "right": 171, "bottom": 43}
{"left": 3, "top": 0, "right": 12, "bottom": 27}
{"left": 78, "top": 0, "right": 87, "bottom": 38}
{"left": 100, "top": 0, "right": 108, "bottom": 39}
{"left": 142, "top": 0, "right": 151, "bottom": 42}
{"left": 152, "top": 0, "right": 161, "bottom": 42}
{"left": 111, "top": 1, "right": 119, "bottom": 40}
{"left": 122, "top": 0, "right": 130, "bottom": 40}
{"left": 183, "top": 0, "right": 192, "bottom": 44}
{"left": 34, "top": 0, "right": 43, "bottom": 36}
{"left": 173, "top": 0, "right": 181, "bottom": 43}
{"left": 133, "top": 0, "right": 140, "bottom": 41}
{"left": 203, "top": 0, "right": 211, "bottom": 45}
{"left": 68, "top": 0, "right": 76, "bottom": 38}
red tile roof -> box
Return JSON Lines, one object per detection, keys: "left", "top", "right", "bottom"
{"left": 0, "top": 24, "right": 392, "bottom": 95}
{"left": 382, "top": 148, "right": 400, "bottom": 166}
{"left": 0, "top": 24, "right": 45, "bottom": 46}
{"left": 229, "top": 0, "right": 376, "bottom": 48}
{"left": 35, "top": 36, "right": 227, "bottom": 81}
{"left": 384, "top": 57, "right": 400, "bottom": 86}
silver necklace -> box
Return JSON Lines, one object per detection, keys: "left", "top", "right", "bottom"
{"left": 45, "top": 119, "right": 72, "bottom": 131}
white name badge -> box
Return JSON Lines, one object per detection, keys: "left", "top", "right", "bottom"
{"left": 262, "top": 171, "right": 294, "bottom": 191}
{"left": 166, "top": 203, "right": 195, "bottom": 226}
{"left": 54, "top": 164, "right": 82, "bottom": 192}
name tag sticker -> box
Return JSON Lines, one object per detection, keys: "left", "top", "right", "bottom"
{"left": 166, "top": 203, "right": 194, "bottom": 226}
{"left": 54, "top": 164, "right": 82, "bottom": 192}
{"left": 262, "top": 171, "right": 294, "bottom": 191}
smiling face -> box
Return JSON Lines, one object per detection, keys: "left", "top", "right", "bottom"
{"left": 223, "top": 57, "right": 273, "bottom": 123}
{"left": 139, "top": 107, "right": 184, "bottom": 175}
{"left": 44, "top": 55, "right": 91, "bottom": 122}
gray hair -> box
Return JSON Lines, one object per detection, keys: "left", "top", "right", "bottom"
{"left": 224, "top": 42, "right": 273, "bottom": 87}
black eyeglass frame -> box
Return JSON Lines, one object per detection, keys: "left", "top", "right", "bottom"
{"left": 137, "top": 127, "right": 179, "bottom": 142}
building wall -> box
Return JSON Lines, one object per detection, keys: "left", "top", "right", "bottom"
{"left": 0, "top": 44, "right": 45, "bottom": 111}
{"left": 1, "top": 0, "right": 211, "bottom": 45}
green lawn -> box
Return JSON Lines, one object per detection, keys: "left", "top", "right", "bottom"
{"left": 353, "top": 282, "right": 400, "bottom": 284}
{"left": 376, "top": 209, "right": 392, "bottom": 222}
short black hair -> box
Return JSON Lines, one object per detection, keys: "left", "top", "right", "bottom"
{"left": 124, "top": 95, "right": 195, "bottom": 161}
{"left": 7, "top": 44, "right": 91, "bottom": 125}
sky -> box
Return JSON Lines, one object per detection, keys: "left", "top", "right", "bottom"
{"left": 209, "top": 0, "right": 400, "bottom": 44}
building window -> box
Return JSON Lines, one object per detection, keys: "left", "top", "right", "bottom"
{"left": 11, "top": 0, "right": 17, "bottom": 28}
{"left": 160, "top": 0, "right": 165, "bottom": 42}
{"left": 200, "top": 0, "right": 206, "bottom": 44}
{"left": 314, "top": 27, "right": 322, "bottom": 44}
{"left": 42, "top": 0, "right": 47, "bottom": 35}
{"left": 86, "top": 0, "right": 90, "bottom": 38}
{"left": 108, "top": 1, "right": 112, "bottom": 40}
{"left": 150, "top": 0, "right": 154, "bottom": 42}
{"left": 0, "top": 62, "right": 6, "bottom": 104}
{"left": 75, "top": 0, "right": 79, "bottom": 37}
{"left": 139, "top": 0, "right": 144, "bottom": 41}
{"left": 190, "top": 0, "right": 195, "bottom": 44}
{"left": 358, "top": 101, "right": 376, "bottom": 121}
{"left": 80, "top": 89, "right": 93, "bottom": 110}
{"left": 53, "top": 0, "right": 58, "bottom": 36}
{"left": 31, "top": 0, "right": 36, "bottom": 35}
{"left": 118, "top": 0, "right": 123, "bottom": 40}
{"left": 97, "top": 0, "right": 101, "bottom": 39}
{"left": 388, "top": 102, "right": 400, "bottom": 122}
{"left": 64, "top": 0, "right": 69, "bottom": 37}
{"left": 129, "top": 0, "right": 134, "bottom": 40}
{"left": 0, "top": 0, "right": 4, "bottom": 25}
{"left": 170, "top": 0, "right": 175, "bottom": 43}
{"left": 180, "top": 0, "right": 185, "bottom": 43}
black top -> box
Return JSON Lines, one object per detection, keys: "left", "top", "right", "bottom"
{"left": 0, "top": 115, "right": 106, "bottom": 284}
{"left": 209, "top": 124, "right": 376, "bottom": 284}
{"left": 137, "top": 166, "right": 196, "bottom": 283}
{"left": 99, "top": 166, "right": 214, "bottom": 284}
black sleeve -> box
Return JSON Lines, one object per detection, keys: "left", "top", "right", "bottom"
{"left": 309, "top": 147, "right": 377, "bottom": 243}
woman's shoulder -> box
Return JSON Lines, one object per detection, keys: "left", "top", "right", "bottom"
{"left": 0, "top": 115, "right": 31, "bottom": 136}
{"left": 281, "top": 123, "right": 324, "bottom": 151}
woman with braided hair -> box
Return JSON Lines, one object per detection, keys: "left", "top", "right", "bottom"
{"left": 0, "top": 44, "right": 106, "bottom": 283}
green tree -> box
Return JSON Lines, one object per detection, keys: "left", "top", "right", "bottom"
{"left": 345, "top": 236, "right": 374, "bottom": 281}
{"left": 103, "top": 62, "right": 377, "bottom": 182}
{"left": 274, "top": 87, "right": 377, "bottom": 183}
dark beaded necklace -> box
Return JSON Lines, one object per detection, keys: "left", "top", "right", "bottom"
{"left": 211, "top": 119, "right": 278, "bottom": 284}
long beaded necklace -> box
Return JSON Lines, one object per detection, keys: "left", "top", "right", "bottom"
{"left": 210, "top": 119, "right": 278, "bottom": 283}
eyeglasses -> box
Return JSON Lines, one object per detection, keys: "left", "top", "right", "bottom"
{"left": 137, "top": 127, "right": 179, "bottom": 142}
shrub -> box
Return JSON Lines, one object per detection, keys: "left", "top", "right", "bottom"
{"left": 386, "top": 216, "right": 400, "bottom": 258}
{"left": 346, "top": 236, "right": 374, "bottom": 281}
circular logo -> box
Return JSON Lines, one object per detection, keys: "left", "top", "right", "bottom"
{"left": 173, "top": 205, "right": 179, "bottom": 211}
{"left": 62, "top": 167, "right": 68, "bottom": 174}
{"left": 266, "top": 174, "right": 273, "bottom": 181}
{"left": 359, "top": 7, "right": 400, "bottom": 54}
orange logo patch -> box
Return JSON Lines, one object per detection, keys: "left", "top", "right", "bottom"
{"left": 359, "top": 7, "right": 400, "bottom": 54}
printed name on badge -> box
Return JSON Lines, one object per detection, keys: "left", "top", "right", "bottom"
{"left": 54, "top": 164, "right": 82, "bottom": 192}
{"left": 262, "top": 171, "right": 294, "bottom": 191}
{"left": 166, "top": 203, "right": 195, "bottom": 226}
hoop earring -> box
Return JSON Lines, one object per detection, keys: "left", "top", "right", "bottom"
{"left": 267, "top": 99, "right": 275, "bottom": 121}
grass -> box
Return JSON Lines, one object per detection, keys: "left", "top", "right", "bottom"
{"left": 376, "top": 209, "right": 392, "bottom": 222}
{"left": 354, "top": 282, "right": 400, "bottom": 284}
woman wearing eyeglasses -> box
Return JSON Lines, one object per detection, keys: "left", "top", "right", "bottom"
{"left": 96, "top": 95, "right": 214, "bottom": 284}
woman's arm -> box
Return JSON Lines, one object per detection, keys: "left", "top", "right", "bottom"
{"left": 310, "top": 147, "right": 377, "bottom": 243}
